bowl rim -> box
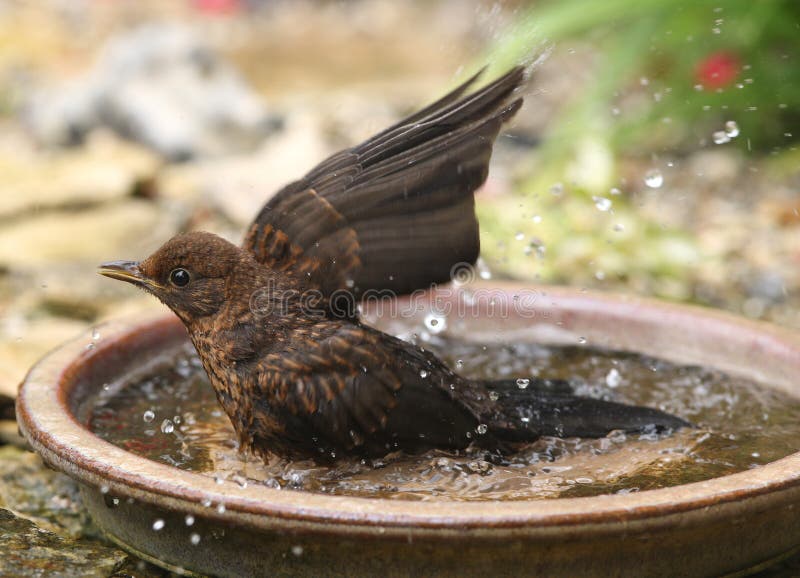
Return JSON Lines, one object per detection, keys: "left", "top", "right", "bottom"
{"left": 17, "top": 283, "right": 800, "bottom": 537}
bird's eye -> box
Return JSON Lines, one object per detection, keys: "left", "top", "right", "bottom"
{"left": 169, "top": 268, "right": 191, "bottom": 287}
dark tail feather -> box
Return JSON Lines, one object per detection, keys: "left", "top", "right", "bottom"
{"left": 480, "top": 379, "right": 691, "bottom": 442}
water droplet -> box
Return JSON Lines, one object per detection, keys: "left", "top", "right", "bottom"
{"left": 531, "top": 215, "right": 542, "bottom": 223}
{"left": 488, "top": 391, "right": 499, "bottom": 402}
{"left": 516, "top": 378, "right": 530, "bottom": 389}
{"left": 609, "top": 187, "right": 621, "bottom": 195}
{"left": 592, "top": 196, "right": 612, "bottom": 211}
{"left": 514, "top": 231, "right": 525, "bottom": 241}
{"left": 419, "top": 370, "right": 428, "bottom": 379}
{"left": 724, "top": 120, "right": 739, "bottom": 138}
{"left": 606, "top": 368, "right": 622, "bottom": 388}
{"left": 185, "top": 514, "right": 195, "bottom": 526}
{"left": 476, "top": 424, "right": 488, "bottom": 435}
{"left": 578, "top": 336, "right": 588, "bottom": 344}
{"left": 161, "top": 419, "right": 174, "bottom": 434}
{"left": 143, "top": 410, "right": 155, "bottom": 423}
{"left": 424, "top": 313, "right": 447, "bottom": 334}
{"left": 549, "top": 182, "right": 564, "bottom": 196}
{"left": 644, "top": 169, "right": 663, "bottom": 188}
{"left": 152, "top": 519, "right": 165, "bottom": 531}
{"left": 190, "top": 533, "right": 201, "bottom": 545}
{"left": 216, "top": 503, "right": 226, "bottom": 514}
{"left": 524, "top": 238, "right": 546, "bottom": 258}
{"left": 291, "top": 545, "right": 304, "bottom": 557}
{"left": 100, "top": 485, "right": 109, "bottom": 494}
{"left": 476, "top": 259, "right": 492, "bottom": 280}
{"left": 455, "top": 359, "right": 464, "bottom": 369}
{"left": 85, "top": 343, "right": 95, "bottom": 351}
{"left": 91, "top": 328, "right": 101, "bottom": 341}
{"left": 713, "top": 131, "right": 730, "bottom": 144}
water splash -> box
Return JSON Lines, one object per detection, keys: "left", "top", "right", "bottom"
{"left": 644, "top": 170, "right": 663, "bottom": 188}
{"left": 592, "top": 196, "right": 612, "bottom": 212}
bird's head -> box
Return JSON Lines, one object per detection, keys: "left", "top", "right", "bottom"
{"left": 98, "top": 231, "right": 250, "bottom": 325}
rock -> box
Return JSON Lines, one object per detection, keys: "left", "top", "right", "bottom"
{"left": 0, "top": 508, "right": 128, "bottom": 578}
{"left": 0, "top": 131, "right": 160, "bottom": 219}
{"left": 26, "top": 24, "right": 280, "bottom": 161}
{"left": 166, "top": 109, "right": 330, "bottom": 226}
{"left": 0, "top": 199, "right": 184, "bottom": 270}
{"left": 0, "top": 420, "right": 24, "bottom": 447}
{"left": 763, "top": 197, "right": 800, "bottom": 227}
{"left": 0, "top": 315, "right": 88, "bottom": 402}
{"left": 0, "top": 278, "right": 167, "bottom": 402}
{"left": 0, "top": 446, "right": 88, "bottom": 538}
{"left": 745, "top": 270, "right": 787, "bottom": 302}
{"left": 0, "top": 448, "right": 165, "bottom": 577}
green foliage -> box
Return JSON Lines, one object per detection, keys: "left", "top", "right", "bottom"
{"left": 487, "top": 0, "right": 798, "bottom": 154}
{"left": 476, "top": 189, "right": 704, "bottom": 301}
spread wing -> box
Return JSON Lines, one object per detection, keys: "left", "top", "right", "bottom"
{"left": 242, "top": 66, "right": 526, "bottom": 300}
{"left": 249, "top": 322, "right": 478, "bottom": 456}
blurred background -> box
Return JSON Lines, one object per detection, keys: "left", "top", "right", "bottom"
{"left": 0, "top": 0, "right": 797, "bottom": 574}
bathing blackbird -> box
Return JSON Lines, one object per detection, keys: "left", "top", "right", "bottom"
{"left": 99, "top": 67, "right": 689, "bottom": 461}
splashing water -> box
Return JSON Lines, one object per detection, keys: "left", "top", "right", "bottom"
{"left": 713, "top": 131, "right": 731, "bottom": 144}
{"left": 592, "top": 196, "right": 613, "bottom": 212}
{"left": 90, "top": 340, "right": 800, "bottom": 502}
{"left": 644, "top": 169, "right": 664, "bottom": 188}
{"left": 424, "top": 312, "right": 447, "bottom": 334}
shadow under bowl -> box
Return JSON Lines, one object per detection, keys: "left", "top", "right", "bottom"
{"left": 16, "top": 283, "right": 800, "bottom": 577}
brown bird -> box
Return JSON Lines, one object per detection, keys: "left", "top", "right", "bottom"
{"left": 99, "top": 67, "right": 689, "bottom": 461}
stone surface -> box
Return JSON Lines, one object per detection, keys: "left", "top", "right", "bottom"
{"left": 0, "top": 508, "right": 127, "bottom": 578}
{"left": 0, "top": 446, "right": 181, "bottom": 577}
{"left": 0, "top": 316, "right": 87, "bottom": 401}
{"left": 0, "top": 446, "right": 87, "bottom": 538}
{"left": 166, "top": 108, "right": 330, "bottom": 227}
{"left": 26, "top": 24, "right": 279, "bottom": 161}
{"left": 0, "top": 131, "right": 159, "bottom": 219}
{"left": 0, "top": 199, "right": 184, "bottom": 269}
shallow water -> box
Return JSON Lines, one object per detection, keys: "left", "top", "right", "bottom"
{"left": 89, "top": 336, "right": 800, "bottom": 502}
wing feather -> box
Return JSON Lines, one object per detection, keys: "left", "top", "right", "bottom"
{"left": 243, "top": 67, "right": 526, "bottom": 303}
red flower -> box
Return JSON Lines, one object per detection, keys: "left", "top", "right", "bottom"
{"left": 695, "top": 52, "right": 740, "bottom": 89}
{"left": 192, "top": 0, "right": 242, "bottom": 15}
